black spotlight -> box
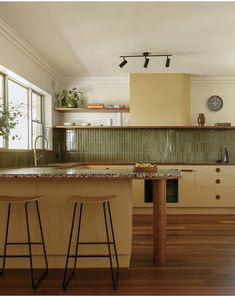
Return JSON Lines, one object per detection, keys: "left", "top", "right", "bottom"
{"left": 165, "top": 56, "right": 170, "bottom": 68}
{"left": 119, "top": 58, "right": 128, "bottom": 68}
{"left": 144, "top": 57, "right": 149, "bottom": 68}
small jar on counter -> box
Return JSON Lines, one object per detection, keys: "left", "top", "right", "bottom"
{"left": 197, "top": 113, "right": 206, "bottom": 127}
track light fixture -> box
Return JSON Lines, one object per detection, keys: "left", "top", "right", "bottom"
{"left": 165, "top": 56, "right": 170, "bottom": 68}
{"left": 143, "top": 52, "right": 150, "bottom": 68}
{"left": 119, "top": 57, "right": 128, "bottom": 68}
{"left": 119, "top": 52, "right": 172, "bottom": 68}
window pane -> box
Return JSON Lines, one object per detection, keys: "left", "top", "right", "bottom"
{"left": 32, "top": 122, "right": 43, "bottom": 149}
{"left": 32, "top": 92, "right": 42, "bottom": 122}
{"left": 0, "top": 75, "right": 3, "bottom": 98}
{"left": 8, "top": 80, "right": 28, "bottom": 149}
{"left": 0, "top": 75, "right": 4, "bottom": 147}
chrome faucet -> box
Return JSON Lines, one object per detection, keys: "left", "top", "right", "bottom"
{"left": 224, "top": 146, "right": 229, "bottom": 163}
{"left": 34, "top": 135, "right": 48, "bottom": 167}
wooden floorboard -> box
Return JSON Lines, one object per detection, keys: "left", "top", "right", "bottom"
{"left": 1, "top": 214, "right": 235, "bottom": 295}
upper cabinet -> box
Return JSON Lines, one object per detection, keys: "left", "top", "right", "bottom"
{"left": 130, "top": 74, "right": 190, "bottom": 126}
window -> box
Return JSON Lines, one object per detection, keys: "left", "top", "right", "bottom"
{"left": 0, "top": 73, "right": 47, "bottom": 150}
{"left": 32, "top": 92, "right": 43, "bottom": 149}
{"left": 0, "top": 74, "right": 4, "bottom": 147}
{"left": 8, "top": 79, "right": 29, "bottom": 149}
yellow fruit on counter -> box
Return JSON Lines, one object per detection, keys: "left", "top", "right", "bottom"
{"left": 135, "top": 162, "right": 155, "bottom": 168}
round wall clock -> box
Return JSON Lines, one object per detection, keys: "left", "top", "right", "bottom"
{"left": 207, "top": 95, "right": 223, "bottom": 111}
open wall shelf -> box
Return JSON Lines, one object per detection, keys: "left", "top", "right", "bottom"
{"left": 54, "top": 125, "right": 235, "bottom": 129}
{"left": 54, "top": 107, "right": 130, "bottom": 113}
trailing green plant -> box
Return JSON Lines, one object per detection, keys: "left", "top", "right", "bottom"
{"left": 56, "top": 87, "right": 83, "bottom": 108}
{"left": 0, "top": 104, "right": 23, "bottom": 140}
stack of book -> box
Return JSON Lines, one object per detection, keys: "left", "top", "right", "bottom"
{"left": 214, "top": 122, "right": 231, "bottom": 127}
{"left": 87, "top": 103, "right": 104, "bottom": 109}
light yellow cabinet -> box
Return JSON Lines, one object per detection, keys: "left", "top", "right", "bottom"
{"left": 178, "top": 166, "right": 195, "bottom": 207}
{"left": 132, "top": 179, "right": 145, "bottom": 207}
{"left": 195, "top": 165, "right": 235, "bottom": 207}
{"left": 132, "top": 164, "right": 235, "bottom": 211}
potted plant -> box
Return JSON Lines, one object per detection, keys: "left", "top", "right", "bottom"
{"left": 0, "top": 104, "right": 22, "bottom": 140}
{"left": 56, "top": 87, "right": 83, "bottom": 108}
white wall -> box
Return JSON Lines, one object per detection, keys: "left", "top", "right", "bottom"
{"left": 0, "top": 20, "right": 62, "bottom": 127}
{"left": 190, "top": 77, "right": 235, "bottom": 126}
{"left": 60, "top": 75, "right": 235, "bottom": 127}
{"left": 0, "top": 35, "right": 60, "bottom": 95}
{"left": 60, "top": 77, "right": 130, "bottom": 126}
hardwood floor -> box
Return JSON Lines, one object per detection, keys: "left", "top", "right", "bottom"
{"left": 1, "top": 214, "right": 235, "bottom": 295}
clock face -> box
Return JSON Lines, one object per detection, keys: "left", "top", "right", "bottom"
{"left": 207, "top": 95, "right": 223, "bottom": 111}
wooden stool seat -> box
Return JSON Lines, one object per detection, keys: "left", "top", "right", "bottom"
{"left": 0, "top": 195, "right": 44, "bottom": 204}
{"left": 68, "top": 194, "right": 116, "bottom": 204}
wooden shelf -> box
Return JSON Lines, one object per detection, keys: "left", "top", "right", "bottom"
{"left": 54, "top": 107, "right": 130, "bottom": 113}
{"left": 54, "top": 125, "right": 235, "bottom": 129}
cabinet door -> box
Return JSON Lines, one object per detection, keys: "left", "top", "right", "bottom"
{"left": 196, "top": 175, "right": 235, "bottom": 187}
{"left": 195, "top": 165, "right": 235, "bottom": 175}
{"left": 195, "top": 187, "right": 235, "bottom": 207}
{"left": 132, "top": 180, "right": 145, "bottom": 207}
{"left": 178, "top": 166, "right": 195, "bottom": 207}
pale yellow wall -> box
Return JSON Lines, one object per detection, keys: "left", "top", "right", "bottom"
{"left": 190, "top": 77, "right": 235, "bottom": 126}
{"left": 130, "top": 73, "right": 190, "bottom": 126}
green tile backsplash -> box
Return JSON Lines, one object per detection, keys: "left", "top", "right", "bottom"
{"left": 55, "top": 128, "right": 235, "bottom": 164}
{"left": 3, "top": 127, "right": 235, "bottom": 168}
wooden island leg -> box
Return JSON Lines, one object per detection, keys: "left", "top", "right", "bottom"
{"left": 153, "top": 179, "right": 167, "bottom": 265}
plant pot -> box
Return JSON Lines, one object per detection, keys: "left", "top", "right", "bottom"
{"left": 63, "top": 99, "right": 77, "bottom": 108}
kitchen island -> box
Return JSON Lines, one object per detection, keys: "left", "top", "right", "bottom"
{"left": 0, "top": 166, "right": 181, "bottom": 268}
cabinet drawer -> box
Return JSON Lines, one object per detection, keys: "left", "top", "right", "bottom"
{"left": 196, "top": 175, "right": 235, "bottom": 187}
{"left": 195, "top": 166, "right": 235, "bottom": 175}
{"left": 195, "top": 187, "right": 235, "bottom": 207}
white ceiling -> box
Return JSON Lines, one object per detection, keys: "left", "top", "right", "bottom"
{"left": 0, "top": 2, "right": 235, "bottom": 78}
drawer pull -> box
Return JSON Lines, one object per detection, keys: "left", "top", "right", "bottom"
{"left": 181, "top": 169, "right": 194, "bottom": 172}
{"left": 215, "top": 179, "right": 221, "bottom": 184}
{"left": 215, "top": 168, "right": 220, "bottom": 173}
{"left": 215, "top": 195, "right": 221, "bottom": 200}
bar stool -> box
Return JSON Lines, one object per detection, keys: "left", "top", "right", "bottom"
{"left": 63, "top": 194, "right": 119, "bottom": 290}
{"left": 0, "top": 195, "right": 48, "bottom": 289}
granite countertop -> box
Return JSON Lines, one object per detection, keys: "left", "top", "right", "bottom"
{"left": 0, "top": 167, "right": 182, "bottom": 179}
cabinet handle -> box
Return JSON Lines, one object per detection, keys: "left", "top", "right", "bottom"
{"left": 215, "top": 168, "right": 220, "bottom": 173}
{"left": 181, "top": 169, "right": 194, "bottom": 172}
{"left": 215, "top": 179, "right": 221, "bottom": 184}
{"left": 215, "top": 195, "right": 221, "bottom": 200}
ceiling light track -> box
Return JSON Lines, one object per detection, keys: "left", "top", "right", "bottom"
{"left": 119, "top": 52, "right": 172, "bottom": 68}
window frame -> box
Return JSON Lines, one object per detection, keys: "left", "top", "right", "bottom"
{"left": 0, "top": 72, "right": 45, "bottom": 151}
{"left": 31, "top": 90, "right": 45, "bottom": 149}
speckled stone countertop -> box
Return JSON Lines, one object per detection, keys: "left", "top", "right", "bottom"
{"left": 0, "top": 167, "right": 182, "bottom": 179}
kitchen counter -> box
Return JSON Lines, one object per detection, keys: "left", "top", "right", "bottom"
{"left": 0, "top": 166, "right": 182, "bottom": 179}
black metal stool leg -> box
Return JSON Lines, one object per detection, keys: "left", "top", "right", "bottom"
{"left": 73, "top": 203, "right": 83, "bottom": 270}
{"left": 34, "top": 200, "right": 48, "bottom": 284}
{"left": 103, "top": 202, "right": 116, "bottom": 289}
{"left": 25, "top": 201, "right": 48, "bottom": 289}
{"left": 63, "top": 203, "right": 83, "bottom": 289}
{"left": 107, "top": 202, "right": 119, "bottom": 286}
{"left": 25, "top": 202, "right": 36, "bottom": 289}
{"left": 35, "top": 201, "right": 48, "bottom": 272}
{"left": 0, "top": 204, "right": 11, "bottom": 274}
